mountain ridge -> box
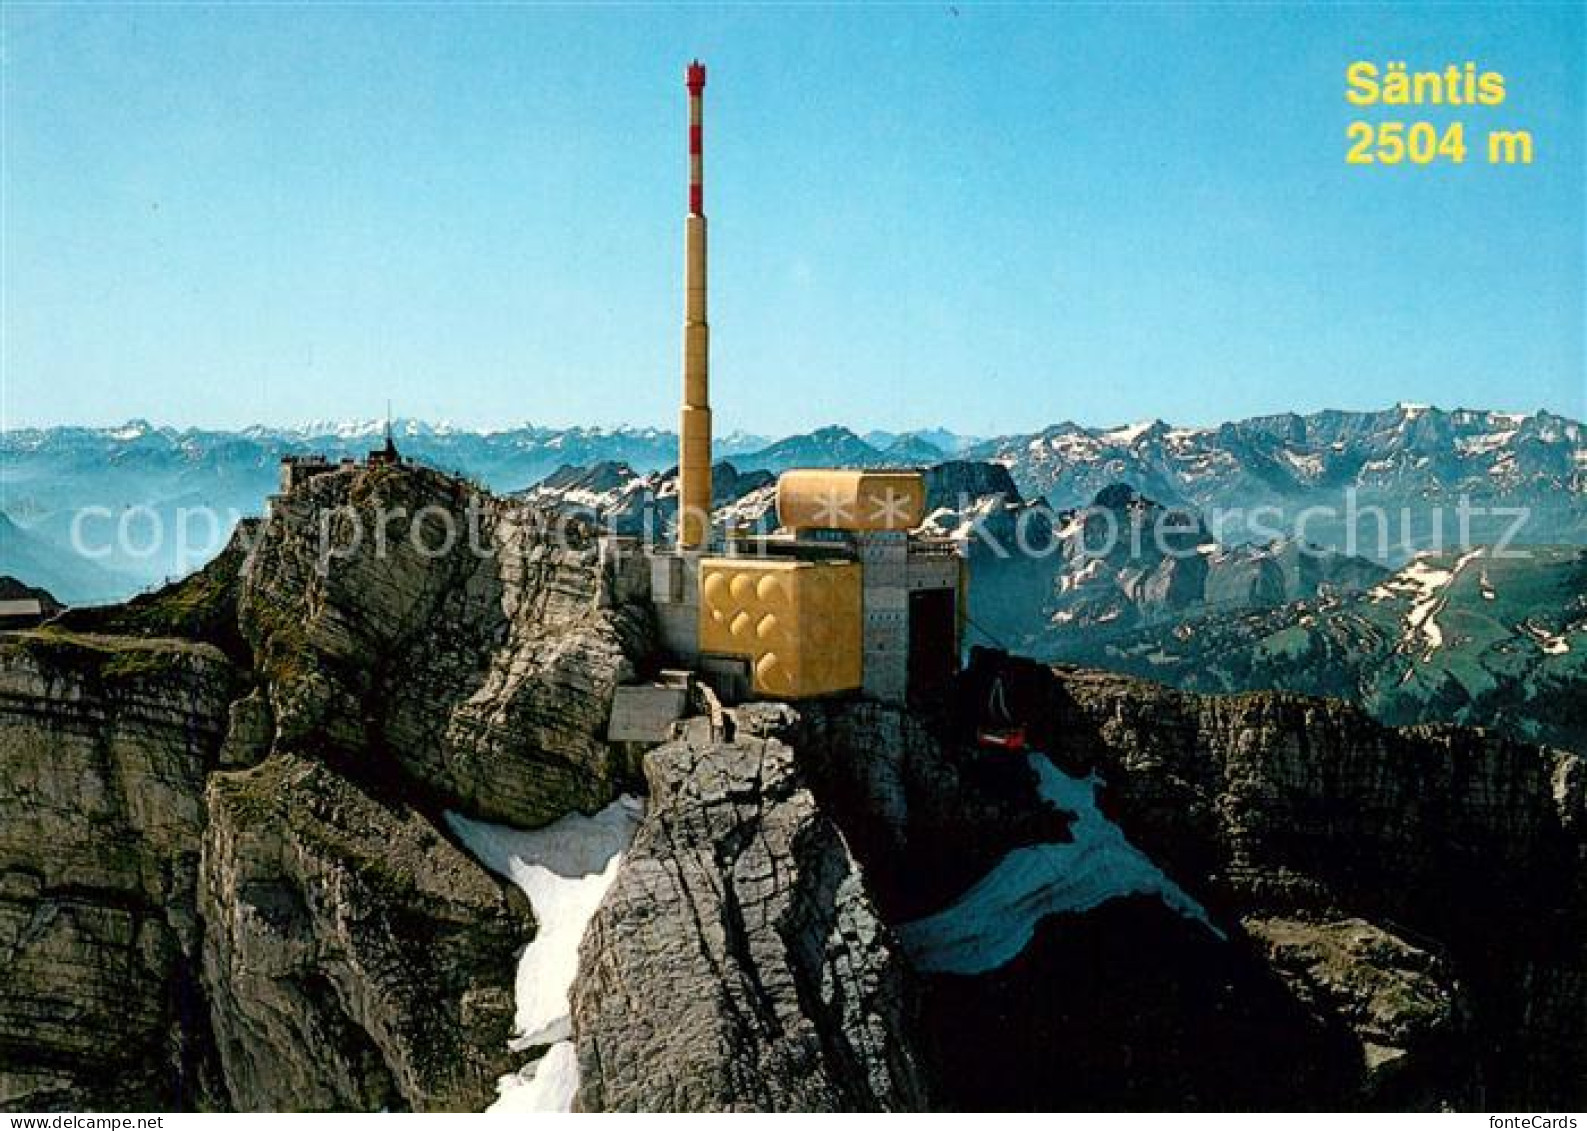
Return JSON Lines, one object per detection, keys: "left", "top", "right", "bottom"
{"left": 3, "top": 404, "right": 1582, "bottom": 601}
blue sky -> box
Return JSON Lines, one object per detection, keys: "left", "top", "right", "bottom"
{"left": 2, "top": 3, "right": 1582, "bottom": 435}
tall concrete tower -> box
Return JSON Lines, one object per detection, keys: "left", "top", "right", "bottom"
{"left": 678, "top": 60, "right": 712, "bottom": 549}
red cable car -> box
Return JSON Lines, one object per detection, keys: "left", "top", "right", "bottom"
{"left": 975, "top": 676, "right": 1028, "bottom": 752}
{"left": 976, "top": 724, "right": 1028, "bottom": 753}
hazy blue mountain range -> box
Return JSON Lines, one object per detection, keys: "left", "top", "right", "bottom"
{"left": 965, "top": 405, "right": 1586, "bottom": 554}
{"left": 2, "top": 405, "right": 1581, "bottom": 603}
{"left": 0, "top": 512, "right": 131, "bottom": 606}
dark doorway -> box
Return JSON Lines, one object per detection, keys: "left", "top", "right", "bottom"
{"left": 908, "top": 588, "right": 957, "bottom": 702}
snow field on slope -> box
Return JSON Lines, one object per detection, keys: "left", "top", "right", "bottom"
{"left": 447, "top": 795, "right": 645, "bottom": 1113}
{"left": 897, "top": 754, "right": 1221, "bottom": 975}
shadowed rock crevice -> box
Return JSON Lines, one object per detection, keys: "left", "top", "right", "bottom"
{"left": 981, "top": 660, "right": 1585, "bottom": 1109}
{"left": 718, "top": 680, "right": 1582, "bottom": 1111}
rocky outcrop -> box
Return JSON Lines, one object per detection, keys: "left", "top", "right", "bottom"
{"left": 569, "top": 675, "right": 1582, "bottom": 1111}
{"left": 0, "top": 631, "right": 238, "bottom": 1110}
{"left": 1022, "top": 662, "right": 1587, "bottom": 1109}
{"left": 241, "top": 464, "right": 652, "bottom": 826}
{"left": 570, "top": 720, "right": 930, "bottom": 1111}
{"left": 1243, "top": 916, "right": 1461, "bottom": 1094}
{"left": 725, "top": 694, "right": 1409, "bottom": 1109}
{"left": 199, "top": 464, "right": 659, "bottom": 1108}
{"left": 200, "top": 753, "right": 528, "bottom": 1111}
{"left": 1, "top": 464, "right": 658, "bottom": 1112}
{"left": 1040, "top": 667, "right": 1584, "bottom": 918}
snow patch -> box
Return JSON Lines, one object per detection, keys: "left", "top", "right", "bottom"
{"left": 446, "top": 795, "right": 644, "bottom": 1113}
{"left": 919, "top": 496, "right": 1001, "bottom": 542}
{"left": 1371, "top": 549, "right": 1482, "bottom": 657}
{"left": 896, "top": 754, "right": 1221, "bottom": 975}
{"left": 1520, "top": 623, "right": 1572, "bottom": 656}
{"left": 1059, "top": 556, "right": 1107, "bottom": 593}
{"left": 1456, "top": 429, "right": 1519, "bottom": 456}
{"left": 486, "top": 1042, "right": 580, "bottom": 1114}
{"left": 1278, "top": 449, "right": 1324, "bottom": 479}
{"left": 1101, "top": 419, "right": 1157, "bottom": 446}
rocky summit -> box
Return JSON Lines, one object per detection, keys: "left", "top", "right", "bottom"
{"left": 1, "top": 462, "right": 1582, "bottom": 1112}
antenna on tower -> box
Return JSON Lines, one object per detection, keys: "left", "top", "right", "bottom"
{"left": 370, "top": 398, "right": 400, "bottom": 465}
{"left": 677, "top": 59, "right": 711, "bottom": 549}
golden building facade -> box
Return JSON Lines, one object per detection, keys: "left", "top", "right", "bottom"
{"left": 697, "top": 558, "right": 863, "bottom": 698}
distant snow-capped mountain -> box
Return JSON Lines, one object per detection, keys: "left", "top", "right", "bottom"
{"left": 517, "top": 460, "right": 779, "bottom": 540}
{"left": 2, "top": 404, "right": 1581, "bottom": 601}
{"left": 966, "top": 405, "right": 1585, "bottom": 556}
{"left": 968, "top": 404, "right": 1583, "bottom": 510}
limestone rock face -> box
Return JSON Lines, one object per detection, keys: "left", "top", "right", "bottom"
{"left": 241, "top": 465, "right": 652, "bottom": 826}
{"left": 1, "top": 466, "right": 655, "bottom": 1112}
{"left": 635, "top": 685, "right": 1579, "bottom": 1111}
{"left": 571, "top": 724, "right": 930, "bottom": 1112}
{"left": 0, "top": 633, "right": 238, "bottom": 1110}
{"left": 1243, "top": 916, "right": 1460, "bottom": 1088}
{"left": 1042, "top": 667, "right": 1583, "bottom": 910}
{"left": 1030, "top": 663, "right": 1587, "bottom": 1109}
{"left": 199, "top": 753, "right": 528, "bottom": 1112}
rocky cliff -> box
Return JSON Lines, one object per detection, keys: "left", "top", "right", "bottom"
{"left": 571, "top": 715, "right": 929, "bottom": 1111}
{"left": 933, "top": 657, "right": 1586, "bottom": 1109}
{"left": 0, "top": 631, "right": 237, "bottom": 1109}
{"left": 243, "top": 464, "right": 651, "bottom": 826}
{"left": 557, "top": 678, "right": 1583, "bottom": 1111}
{"left": 1, "top": 463, "right": 652, "bottom": 1111}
